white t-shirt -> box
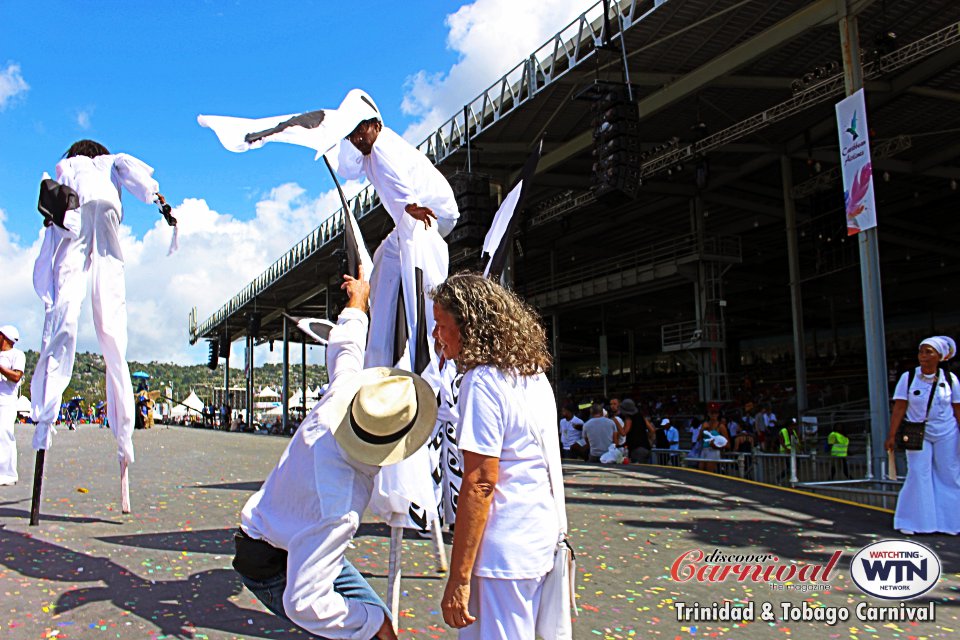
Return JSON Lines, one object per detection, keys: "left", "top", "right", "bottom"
{"left": 559, "top": 415, "right": 585, "bottom": 448}
{"left": 893, "top": 368, "right": 960, "bottom": 439}
{"left": 458, "top": 365, "right": 559, "bottom": 579}
{"left": 0, "top": 347, "right": 26, "bottom": 405}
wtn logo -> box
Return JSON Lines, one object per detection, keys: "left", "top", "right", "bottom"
{"left": 860, "top": 558, "right": 927, "bottom": 583}
{"left": 851, "top": 541, "right": 940, "bottom": 600}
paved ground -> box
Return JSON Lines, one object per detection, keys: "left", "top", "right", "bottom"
{"left": 1, "top": 424, "right": 958, "bottom": 640}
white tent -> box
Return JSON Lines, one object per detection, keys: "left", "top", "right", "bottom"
{"left": 256, "top": 386, "right": 280, "bottom": 399}
{"left": 16, "top": 395, "right": 31, "bottom": 415}
{"left": 180, "top": 391, "right": 204, "bottom": 413}
{"left": 288, "top": 389, "right": 303, "bottom": 408}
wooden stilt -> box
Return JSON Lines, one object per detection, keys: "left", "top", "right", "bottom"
{"left": 120, "top": 459, "right": 131, "bottom": 514}
{"left": 387, "top": 526, "right": 403, "bottom": 631}
{"left": 431, "top": 517, "right": 448, "bottom": 574}
{"left": 29, "top": 450, "right": 45, "bottom": 526}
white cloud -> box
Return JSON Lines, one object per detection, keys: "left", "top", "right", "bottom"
{"left": 1, "top": 181, "right": 360, "bottom": 368}
{"left": 76, "top": 107, "right": 93, "bottom": 130}
{"left": 400, "top": 0, "right": 596, "bottom": 144}
{"left": 0, "top": 62, "right": 29, "bottom": 110}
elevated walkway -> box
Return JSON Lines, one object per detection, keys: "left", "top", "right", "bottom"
{"left": 526, "top": 232, "right": 740, "bottom": 309}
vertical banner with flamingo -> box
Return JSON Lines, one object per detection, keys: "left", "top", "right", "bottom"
{"left": 835, "top": 89, "right": 876, "bottom": 235}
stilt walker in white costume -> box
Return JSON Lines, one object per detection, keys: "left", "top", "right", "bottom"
{"left": 199, "top": 89, "right": 459, "bottom": 626}
{"left": 29, "top": 139, "right": 174, "bottom": 520}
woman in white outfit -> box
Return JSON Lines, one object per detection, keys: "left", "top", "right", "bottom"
{"left": 434, "top": 273, "right": 567, "bottom": 639}
{"left": 31, "top": 139, "right": 166, "bottom": 468}
{"left": 885, "top": 336, "right": 960, "bottom": 535}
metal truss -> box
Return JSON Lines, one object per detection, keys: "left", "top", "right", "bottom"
{"left": 415, "top": 0, "right": 666, "bottom": 163}
{"left": 529, "top": 190, "right": 599, "bottom": 228}
{"left": 790, "top": 135, "right": 913, "bottom": 198}
{"left": 639, "top": 20, "right": 960, "bottom": 179}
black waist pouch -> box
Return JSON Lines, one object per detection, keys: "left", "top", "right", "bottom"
{"left": 233, "top": 528, "right": 287, "bottom": 581}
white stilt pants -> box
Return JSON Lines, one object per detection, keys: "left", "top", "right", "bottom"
{"left": 0, "top": 404, "right": 17, "bottom": 483}
{"left": 365, "top": 219, "right": 449, "bottom": 529}
{"left": 30, "top": 199, "right": 136, "bottom": 464}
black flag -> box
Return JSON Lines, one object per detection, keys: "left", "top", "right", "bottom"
{"left": 483, "top": 139, "right": 543, "bottom": 280}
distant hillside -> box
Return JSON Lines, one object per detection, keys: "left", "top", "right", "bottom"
{"left": 17, "top": 351, "right": 327, "bottom": 405}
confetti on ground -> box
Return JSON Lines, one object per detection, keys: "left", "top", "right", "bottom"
{"left": 1, "top": 426, "right": 958, "bottom": 639}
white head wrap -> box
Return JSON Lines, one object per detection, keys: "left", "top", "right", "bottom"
{"left": 919, "top": 336, "right": 957, "bottom": 361}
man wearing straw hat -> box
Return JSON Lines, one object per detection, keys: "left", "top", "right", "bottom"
{"left": 232, "top": 266, "right": 437, "bottom": 640}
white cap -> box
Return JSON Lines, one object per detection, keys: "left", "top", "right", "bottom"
{"left": 660, "top": 418, "right": 671, "bottom": 426}
{"left": 0, "top": 325, "right": 19, "bottom": 343}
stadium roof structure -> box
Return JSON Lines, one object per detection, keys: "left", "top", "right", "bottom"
{"left": 190, "top": 0, "right": 960, "bottom": 389}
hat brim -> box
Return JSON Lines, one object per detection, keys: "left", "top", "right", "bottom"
{"left": 331, "top": 367, "right": 438, "bottom": 467}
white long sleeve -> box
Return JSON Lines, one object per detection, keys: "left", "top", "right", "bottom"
{"left": 325, "top": 307, "right": 368, "bottom": 384}
{"left": 111, "top": 154, "right": 159, "bottom": 203}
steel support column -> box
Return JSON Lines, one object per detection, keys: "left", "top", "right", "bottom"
{"left": 246, "top": 335, "right": 254, "bottom": 432}
{"left": 781, "top": 156, "right": 808, "bottom": 418}
{"left": 839, "top": 0, "right": 888, "bottom": 476}
{"left": 223, "top": 338, "right": 230, "bottom": 429}
{"left": 282, "top": 316, "right": 290, "bottom": 433}
{"left": 301, "top": 340, "right": 308, "bottom": 420}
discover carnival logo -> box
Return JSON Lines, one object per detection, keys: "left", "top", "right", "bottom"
{"left": 671, "top": 547, "right": 841, "bottom": 587}
{"left": 850, "top": 540, "right": 941, "bottom": 600}
{"left": 669, "top": 544, "right": 941, "bottom": 626}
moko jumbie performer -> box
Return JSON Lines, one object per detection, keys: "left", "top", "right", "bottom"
{"left": 199, "top": 88, "right": 457, "bottom": 546}
{"left": 30, "top": 139, "right": 175, "bottom": 516}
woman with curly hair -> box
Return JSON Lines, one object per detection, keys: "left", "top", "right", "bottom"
{"left": 434, "top": 273, "right": 569, "bottom": 639}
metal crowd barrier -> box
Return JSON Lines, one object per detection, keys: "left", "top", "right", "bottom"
{"left": 649, "top": 442, "right": 902, "bottom": 510}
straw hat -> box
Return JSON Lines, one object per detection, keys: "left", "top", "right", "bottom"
{"left": 330, "top": 367, "right": 437, "bottom": 466}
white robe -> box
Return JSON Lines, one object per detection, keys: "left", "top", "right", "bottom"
{"left": 30, "top": 154, "right": 159, "bottom": 464}
{"left": 333, "top": 127, "right": 459, "bottom": 529}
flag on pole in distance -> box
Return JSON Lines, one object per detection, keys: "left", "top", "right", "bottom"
{"left": 482, "top": 140, "right": 543, "bottom": 280}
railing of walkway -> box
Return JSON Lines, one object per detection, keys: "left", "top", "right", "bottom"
{"left": 415, "top": 0, "right": 666, "bottom": 163}
{"left": 191, "top": 0, "right": 669, "bottom": 343}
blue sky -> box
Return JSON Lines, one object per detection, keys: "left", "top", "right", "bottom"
{"left": 0, "top": 0, "right": 595, "bottom": 365}
{"left": 0, "top": 0, "right": 467, "bottom": 239}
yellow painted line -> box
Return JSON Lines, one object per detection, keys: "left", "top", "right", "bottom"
{"left": 633, "top": 463, "right": 895, "bottom": 514}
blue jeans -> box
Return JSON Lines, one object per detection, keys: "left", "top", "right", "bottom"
{"left": 238, "top": 558, "right": 389, "bottom": 639}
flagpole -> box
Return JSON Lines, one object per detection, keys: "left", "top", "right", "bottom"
{"left": 322, "top": 156, "right": 359, "bottom": 279}
{"left": 323, "top": 153, "right": 412, "bottom": 625}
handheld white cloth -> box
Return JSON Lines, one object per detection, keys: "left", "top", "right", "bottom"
{"left": 197, "top": 89, "right": 381, "bottom": 160}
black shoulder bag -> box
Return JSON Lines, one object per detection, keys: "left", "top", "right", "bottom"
{"left": 897, "top": 369, "right": 939, "bottom": 451}
{"left": 38, "top": 178, "right": 79, "bottom": 230}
